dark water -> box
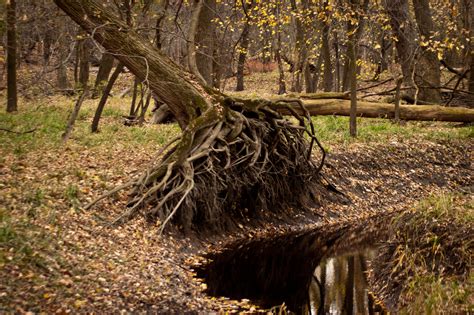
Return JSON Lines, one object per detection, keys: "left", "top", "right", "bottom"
{"left": 307, "top": 250, "right": 386, "bottom": 315}
{"left": 195, "top": 223, "right": 389, "bottom": 314}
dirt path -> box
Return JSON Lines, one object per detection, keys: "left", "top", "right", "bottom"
{"left": 1, "top": 138, "right": 472, "bottom": 312}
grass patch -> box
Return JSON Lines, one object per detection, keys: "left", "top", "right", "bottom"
{"left": 371, "top": 193, "right": 473, "bottom": 313}
{"left": 0, "top": 95, "right": 180, "bottom": 154}
{"left": 312, "top": 116, "right": 473, "bottom": 148}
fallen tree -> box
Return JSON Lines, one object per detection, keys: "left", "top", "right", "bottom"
{"left": 271, "top": 99, "right": 474, "bottom": 123}
{"left": 56, "top": 0, "right": 329, "bottom": 233}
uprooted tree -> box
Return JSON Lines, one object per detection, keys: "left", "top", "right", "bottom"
{"left": 55, "top": 0, "right": 328, "bottom": 232}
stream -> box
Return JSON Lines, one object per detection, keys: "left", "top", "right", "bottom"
{"left": 195, "top": 221, "right": 390, "bottom": 314}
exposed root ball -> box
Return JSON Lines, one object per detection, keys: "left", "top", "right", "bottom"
{"left": 117, "top": 99, "right": 326, "bottom": 232}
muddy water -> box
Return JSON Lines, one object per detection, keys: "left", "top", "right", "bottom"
{"left": 195, "top": 223, "right": 389, "bottom": 313}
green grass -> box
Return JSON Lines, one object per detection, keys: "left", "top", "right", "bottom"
{"left": 312, "top": 116, "right": 473, "bottom": 148}
{"left": 0, "top": 95, "right": 180, "bottom": 155}
{"left": 1, "top": 95, "right": 472, "bottom": 157}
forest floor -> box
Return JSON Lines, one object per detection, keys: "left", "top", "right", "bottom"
{"left": 0, "top": 90, "right": 473, "bottom": 312}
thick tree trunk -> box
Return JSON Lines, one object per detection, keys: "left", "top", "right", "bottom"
{"left": 56, "top": 0, "right": 326, "bottom": 232}
{"left": 187, "top": 0, "right": 208, "bottom": 86}
{"left": 272, "top": 99, "right": 474, "bottom": 122}
{"left": 412, "top": 0, "right": 441, "bottom": 103}
{"left": 6, "top": 0, "right": 18, "bottom": 113}
{"left": 195, "top": 0, "right": 216, "bottom": 86}
{"left": 383, "top": 0, "right": 416, "bottom": 94}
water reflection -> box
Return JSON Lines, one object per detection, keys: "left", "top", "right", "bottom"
{"left": 305, "top": 251, "right": 386, "bottom": 315}
{"left": 195, "top": 218, "right": 390, "bottom": 313}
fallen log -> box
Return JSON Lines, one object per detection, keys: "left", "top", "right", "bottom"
{"left": 282, "top": 92, "right": 350, "bottom": 100}
{"left": 271, "top": 99, "right": 474, "bottom": 123}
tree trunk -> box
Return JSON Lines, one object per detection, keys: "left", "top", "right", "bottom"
{"left": 342, "top": 0, "right": 369, "bottom": 92}
{"left": 6, "top": 0, "right": 18, "bottom": 113}
{"left": 187, "top": 0, "right": 207, "bottom": 86}
{"left": 412, "top": 0, "right": 441, "bottom": 103}
{"left": 290, "top": 0, "right": 309, "bottom": 93}
{"left": 77, "top": 37, "right": 91, "bottom": 89}
{"left": 321, "top": 5, "right": 333, "bottom": 92}
{"left": 468, "top": 0, "right": 474, "bottom": 92}
{"left": 195, "top": 0, "right": 216, "bottom": 86}
{"left": 56, "top": 0, "right": 327, "bottom": 232}
{"left": 347, "top": 7, "right": 358, "bottom": 137}
{"left": 56, "top": 19, "right": 71, "bottom": 91}
{"left": 383, "top": 0, "right": 416, "bottom": 95}
{"left": 236, "top": 19, "right": 250, "bottom": 91}
{"left": 91, "top": 63, "right": 124, "bottom": 132}
{"left": 92, "top": 52, "right": 115, "bottom": 98}
{"left": 62, "top": 89, "right": 88, "bottom": 143}
{"left": 275, "top": 0, "right": 286, "bottom": 94}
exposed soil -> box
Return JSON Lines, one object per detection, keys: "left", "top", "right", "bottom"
{"left": 1, "top": 137, "right": 472, "bottom": 313}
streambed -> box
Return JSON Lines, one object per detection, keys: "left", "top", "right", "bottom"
{"left": 195, "top": 218, "right": 391, "bottom": 313}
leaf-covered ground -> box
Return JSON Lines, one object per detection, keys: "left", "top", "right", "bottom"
{"left": 0, "top": 95, "right": 472, "bottom": 312}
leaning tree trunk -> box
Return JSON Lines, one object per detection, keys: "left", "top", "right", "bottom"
{"left": 55, "top": 0, "right": 327, "bottom": 233}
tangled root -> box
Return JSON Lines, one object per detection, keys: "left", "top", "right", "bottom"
{"left": 104, "top": 98, "right": 326, "bottom": 232}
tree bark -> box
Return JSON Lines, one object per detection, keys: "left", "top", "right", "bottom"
{"left": 6, "top": 0, "right": 18, "bottom": 113}
{"left": 187, "top": 0, "right": 208, "bottom": 86}
{"left": 412, "top": 0, "right": 441, "bottom": 103}
{"left": 383, "top": 0, "right": 416, "bottom": 94}
{"left": 195, "top": 0, "right": 216, "bottom": 86}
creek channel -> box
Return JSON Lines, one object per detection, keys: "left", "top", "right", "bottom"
{"left": 195, "top": 218, "right": 392, "bottom": 314}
